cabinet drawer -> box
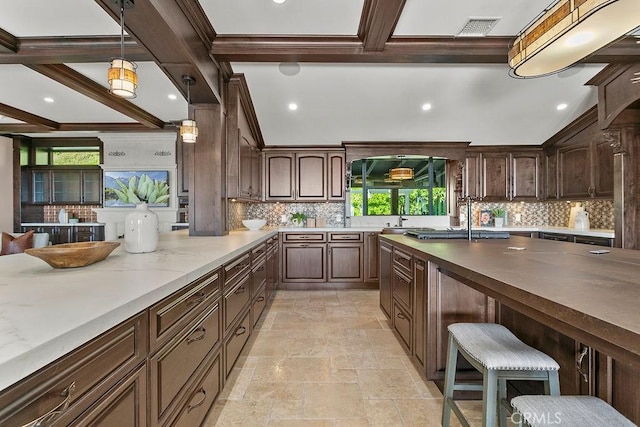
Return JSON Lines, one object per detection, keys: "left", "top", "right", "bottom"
{"left": 172, "top": 354, "right": 221, "bottom": 427}
{"left": 0, "top": 312, "right": 147, "bottom": 427}
{"left": 224, "top": 311, "right": 251, "bottom": 378}
{"left": 252, "top": 257, "right": 267, "bottom": 296}
{"left": 393, "top": 247, "right": 413, "bottom": 273}
{"left": 224, "top": 273, "right": 251, "bottom": 331}
{"left": 224, "top": 252, "right": 251, "bottom": 289}
{"left": 283, "top": 232, "right": 326, "bottom": 242}
{"left": 392, "top": 267, "right": 413, "bottom": 310}
{"left": 149, "top": 268, "right": 221, "bottom": 351}
{"left": 328, "top": 232, "right": 362, "bottom": 242}
{"left": 392, "top": 301, "right": 412, "bottom": 354}
{"left": 251, "top": 242, "right": 267, "bottom": 261}
{"left": 150, "top": 302, "right": 220, "bottom": 422}
{"left": 252, "top": 284, "right": 267, "bottom": 328}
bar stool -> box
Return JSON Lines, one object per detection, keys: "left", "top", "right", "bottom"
{"left": 442, "top": 323, "right": 561, "bottom": 427}
{"left": 511, "top": 395, "right": 635, "bottom": 426}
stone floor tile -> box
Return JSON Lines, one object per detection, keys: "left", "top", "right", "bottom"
{"left": 243, "top": 381, "right": 306, "bottom": 401}
{"left": 357, "top": 368, "right": 423, "bottom": 399}
{"left": 252, "top": 357, "right": 333, "bottom": 382}
{"left": 268, "top": 419, "right": 334, "bottom": 427}
{"left": 303, "top": 383, "right": 366, "bottom": 418}
{"left": 203, "top": 399, "right": 271, "bottom": 427}
{"left": 268, "top": 399, "right": 304, "bottom": 419}
{"left": 363, "top": 399, "right": 405, "bottom": 427}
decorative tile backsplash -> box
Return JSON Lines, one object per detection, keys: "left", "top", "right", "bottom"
{"left": 43, "top": 205, "right": 100, "bottom": 223}
{"left": 229, "top": 202, "right": 345, "bottom": 230}
{"left": 460, "top": 199, "right": 614, "bottom": 230}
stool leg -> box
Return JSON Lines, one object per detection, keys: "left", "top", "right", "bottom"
{"left": 547, "top": 370, "right": 560, "bottom": 395}
{"left": 498, "top": 377, "right": 508, "bottom": 427}
{"left": 442, "top": 334, "right": 459, "bottom": 427}
{"left": 483, "top": 369, "right": 498, "bottom": 427}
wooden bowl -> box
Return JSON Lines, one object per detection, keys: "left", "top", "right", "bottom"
{"left": 25, "top": 241, "right": 120, "bottom": 268}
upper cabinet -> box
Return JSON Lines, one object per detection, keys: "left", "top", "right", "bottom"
{"left": 264, "top": 149, "right": 345, "bottom": 202}
{"left": 464, "top": 148, "right": 542, "bottom": 201}
{"left": 22, "top": 168, "right": 102, "bottom": 205}
{"left": 226, "top": 75, "right": 264, "bottom": 202}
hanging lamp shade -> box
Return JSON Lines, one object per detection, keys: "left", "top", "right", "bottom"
{"left": 389, "top": 167, "right": 414, "bottom": 180}
{"left": 508, "top": 0, "right": 640, "bottom": 78}
{"left": 180, "top": 119, "right": 198, "bottom": 143}
{"left": 108, "top": 58, "right": 138, "bottom": 98}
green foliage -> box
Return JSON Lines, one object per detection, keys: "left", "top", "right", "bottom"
{"left": 491, "top": 207, "right": 506, "bottom": 218}
{"left": 112, "top": 174, "right": 170, "bottom": 204}
{"left": 52, "top": 151, "right": 100, "bottom": 165}
{"left": 367, "top": 193, "right": 392, "bottom": 215}
{"left": 291, "top": 212, "right": 307, "bottom": 221}
{"left": 350, "top": 188, "right": 447, "bottom": 216}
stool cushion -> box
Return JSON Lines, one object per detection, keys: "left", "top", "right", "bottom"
{"left": 448, "top": 323, "right": 560, "bottom": 371}
{"left": 511, "top": 395, "right": 635, "bottom": 427}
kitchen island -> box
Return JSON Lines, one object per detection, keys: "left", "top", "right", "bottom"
{"left": 0, "top": 228, "right": 278, "bottom": 426}
{"left": 380, "top": 234, "right": 640, "bottom": 423}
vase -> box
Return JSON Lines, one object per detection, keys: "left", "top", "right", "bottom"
{"left": 124, "top": 203, "right": 159, "bottom": 253}
{"left": 494, "top": 217, "right": 504, "bottom": 228}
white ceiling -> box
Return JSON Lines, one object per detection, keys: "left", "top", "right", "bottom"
{"left": 0, "top": 0, "right": 613, "bottom": 146}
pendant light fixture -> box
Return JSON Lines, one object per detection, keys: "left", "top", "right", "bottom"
{"left": 180, "top": 75, "right": 198, "bottom": 143}
{"left": 508, "top": 0, "right": 640, "bottom": 78}
{"left": 389, "top": 167, "right": 414, "bottom": 180}
{"left": 108, "top": 0, "right": 138, "bottom": 98}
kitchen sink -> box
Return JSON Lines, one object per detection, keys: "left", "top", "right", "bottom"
{"left": 381, "top": 227, "right": 436, "bottom": 235}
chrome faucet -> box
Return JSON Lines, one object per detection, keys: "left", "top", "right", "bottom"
{"left": 397, "top": 216, "right": 408, "bottom": 227}
{"left": 459, "top": 196, "right": 476, "bottom": 241}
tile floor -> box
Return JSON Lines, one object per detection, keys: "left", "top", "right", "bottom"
{"left": 203, "top": 290, "right": 486, "bottom": 426}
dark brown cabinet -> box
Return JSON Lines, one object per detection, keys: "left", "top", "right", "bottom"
{"left": 22, "top": 167, "right": 102, "bottom": 204}
{"left": 364, "top": 232, "right": 380, "bottom": 283}
{"left": 464, "top": 149, "right": 541, "bottom": 201}
{"left": 413, "top": 258, "right": 427, "bottom": 372}
{"left": 264, "top": 150, "right": 345, "bottom": 201}
{"left": 327, "top": 232, "right": 363, "bottom": 283}
{"left": 21, "top": 224, "right": 105, "bottom": 244}
{"left": 282, "top": 243, "right": 326, "bottom": 283}
{"left": 379, "top": 241, "right": 392, "bottom": 319}
{"left": 557, "top": 140, "right": 613, "bottom": 199}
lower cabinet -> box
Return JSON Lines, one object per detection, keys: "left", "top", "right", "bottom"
{"left": 379, "top": 241, "right": 392, "bottom": 318}
{"left": 171, "top": 355, "right": 221, "bottom": 427}
{"left": 328, "top": 242, "right": 363, "bottom": 282}
{"left": 21, "top": 224, "right": 105, "bottom": 244}
{"left": 224, "top": 310, "right": 251, "bottom": 378}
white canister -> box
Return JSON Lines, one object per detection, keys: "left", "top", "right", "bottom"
{"left": 574, "top": 211, "right": 590, "bottom": 230}
{"left": 124, "top": 203, "right": 159, "bottom": 253}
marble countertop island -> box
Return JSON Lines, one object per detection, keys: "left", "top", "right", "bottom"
{"left": 0, "top": 229, "right": 277, "bottom": 391}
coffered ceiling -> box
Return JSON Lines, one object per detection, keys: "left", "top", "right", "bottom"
{"left": 0, "top": 0, "right": 638, "bottom": 146}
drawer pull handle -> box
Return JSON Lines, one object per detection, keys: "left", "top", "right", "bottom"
{"left": 186, "top": 292, "right": 206, "bottom": 306}
{"left": 235, "top": 326, "right": 247, "bottom": 336}
{"left": 257, "top": 267, "right": 265, "bottom": 272}
{"left": 187, "top": 327, "right": 206, "bottom": 344}
{"left": 21, "top": 381, "right": 75, "bottom": 427}
{"left": 300, "top": 244, "right": 309, "bottom": 247}
{"left": 235, "top": 286, "right": 246, "bottom": 295}
{"left": 397, "top": 312, "right": 407, "bottom": 320}
{"left": 299, "top": 236, "right": 310, "bottom": 239}
{"left": 257, "top": 296, "right": 265, "bottom": 302}
{"left": 187, "top": 387, "right": 207, "bottom": 412}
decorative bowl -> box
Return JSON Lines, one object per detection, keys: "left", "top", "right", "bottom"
{"left": 242, "top": 219, "right": 267, "bottom": 231}
{"left": 25, "top": 241, "right": 120, "bottom": 268}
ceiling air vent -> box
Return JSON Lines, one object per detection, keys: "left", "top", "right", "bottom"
{"left": 457, "top": 17, "right": 501, "bottom": 37}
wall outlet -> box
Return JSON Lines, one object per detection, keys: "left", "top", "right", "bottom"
{"left": 515, "top": 213, "right": 522, "bottom": 222}
{"left": 335, "top": 214, "right": 342, "bottom": 223}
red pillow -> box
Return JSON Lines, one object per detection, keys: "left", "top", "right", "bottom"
{"left": 1, "top": 230, "right": 35, "bottom": 255}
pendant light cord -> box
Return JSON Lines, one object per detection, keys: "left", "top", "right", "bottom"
{"left": 119, "top": 0, "right": 125, "bottom": 59}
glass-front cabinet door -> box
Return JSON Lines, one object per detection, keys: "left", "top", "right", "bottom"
{"left": 82, "top": 170, "right": 102, "bottom": 203}
{"left": 53, "top": 170, "right": 82, "bottom": 202}
{"left": 32, "top": 170, "right": 51, "bottom": 203}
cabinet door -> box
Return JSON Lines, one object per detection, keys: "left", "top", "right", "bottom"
{"left": 364, "top": 232, "right": 379, "bottom": 282}
{"left": 379, "top": 242, "right": 392, "bottom": 319}
{"left": 413, "top": 258, "right": 427, "bottom": 372}
{"left": 282, "top": 243, "right": 326, "bottom": 283}
{"left": 265, "top": 154, "right": 294, "bottom": 200}
{"left": 559, "top": 144, "right": 591, "bottom": 199}
{"left": 53, "top": 170, "right": 82, "bottom": 203}
{"left": 328, "top": 152, "right": 345, "bottom": 200}
{"left": 481, "top": 153, "right": 510, "bottom": 200}
{"left": 31, "top": 170, "right": 51, "bottom": 203}
{"left": 327, "top": 243, "right": 363, "bottom": 282}
{"left": 592, "top": 139, "right": 614, "bottom": 198}
{"left": 239, "top": 136, "right": 252, "bottom": 198}
{"left": 251, "top": 146, "right": 262, "bottom": 200}
{"left": 296, "top": 153, "right": 327, "bottom": 200}
{"left": 511, "top": 152, "right": 540, "bottom": 200}
{"left": 545, "top": 151, "right": 558, "bottom": 199}
{"left": 463, "top": 154, "right": 481, "bottom": 198}
{"left": 82, "top": 170, "right": 102, "bottom": 204}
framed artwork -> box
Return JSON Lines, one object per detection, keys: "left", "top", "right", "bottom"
{"left": 479, "top": 209, "right": 492, "bottom": 227}
{"left": 104, "top": 170, "right": 170, "bottom": 207}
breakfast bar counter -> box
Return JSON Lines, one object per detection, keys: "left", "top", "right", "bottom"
{"left": 380, "top": 234, "right": 640, "bottom": 422}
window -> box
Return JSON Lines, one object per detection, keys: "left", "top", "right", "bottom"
{"left": 349, "top": 156, "right": 447, "bottom": 216}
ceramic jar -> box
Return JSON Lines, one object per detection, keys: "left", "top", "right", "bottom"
{"left": 124, "top": 203, "right": 159, "bottom": 253}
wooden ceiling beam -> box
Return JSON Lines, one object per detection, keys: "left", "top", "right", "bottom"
{"left": 0, "top": 36, "right": 151, "bottom": 64}
{"left": 0, "top": 27, "right": 18, "bottom": 54}
{"left": 27, "top": 63, "right": 166, "bottom": 129}
{"left": 358, "top": 0, "right": 406, "bottom": 52}
{"left": 0, "top": 122, "right": 177, "bottom": 134}
{"left": 0, "top": 102, "right": 59, "bottom": 130}
{"left": 95, "top": 0, "right": 221, "bottom": 104}
{"left": 212, "top": 35, "right": 640, "bottom": 64}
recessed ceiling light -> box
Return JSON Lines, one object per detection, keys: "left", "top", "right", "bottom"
{"left": 273, "top": 0, "right": 286, "bottom": 3}
{"left": 557, "top": 103, "right": 568, "bottom": 110}
{"left": 421, "top": 103, "right": 432, "bottom": 111}
{"left": 44, "top": 97, "right": 54, "bottom": 103}
{"left": 288, "top": 103, "right": 298, "bottom": 111}
{"left": 279, "top": 62, "right": 300, "bottom": 76}
{"left": 168, "top": 94, "right": 177, "bottom": 100}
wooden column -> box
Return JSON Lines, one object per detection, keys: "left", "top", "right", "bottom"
{"left": 188, "top": 103, "right": 227, "bottom": 236}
